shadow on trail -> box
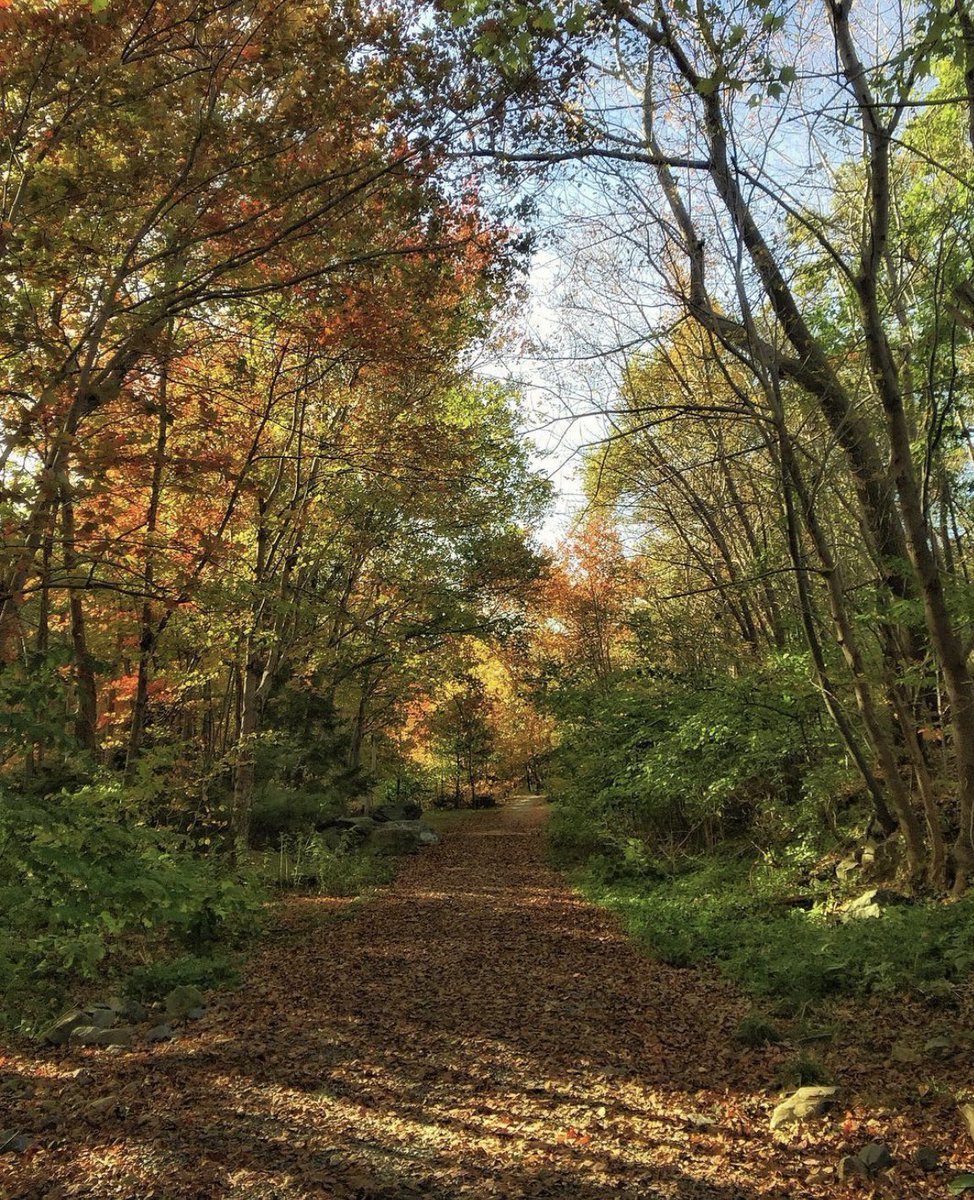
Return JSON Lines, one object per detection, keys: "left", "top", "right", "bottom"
{"left": 2, "top": 799, "right": 961, "bottom": 1198}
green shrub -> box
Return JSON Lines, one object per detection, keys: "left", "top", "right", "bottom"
{"left": 0, "top": 779, "right": 264, "bottom": 1030}
{"left": 776, "top": 1053, "right": 832, "bottom": 1088}
{"left": 548, "top": 658, "right": 851, "bottom": 851}
{"left": 734, "top": 1013, "right": 783, "bottom": 1047}
{"left": 126, "top": 953, "right": 240, "bottom": 1002}
{"left": 578, "top": 852, "right": 974, "bottom": 1011}
{"left": 275, "top": 833, "right": 394, "bottom": 896}
{"left": 250, "top": 784, "right": 343, "bottom": 846}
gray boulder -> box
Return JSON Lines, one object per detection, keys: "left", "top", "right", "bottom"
{"left": 915, "top": 1146, "right": 941, "bottom": 1172}
{"left": 164, "top": 985, "right": 205, "bottom": 1020}
{"left": 327, "top": 817, "right": 378, "bottom": 847}
{"left": 838, "top": 1155, "right": 869, "bottom": 1181}
{"left": 770, "top": 1086, "right": 840, "bottom": 1130}
{"left": 370, "top": 819, "right": 439, "bottom": 855}
{"left": 40, "top": 1008, "right": 87, "bottom": 1046}
{"left": 839, "top": 889, "right": 911, "bottom": 921}
{"left": 858, "top": 1142, "right": 893, "bottom": 1174}
{"left": 84, "top": 1005, "right": 116, "bottom": 1030}
{"left": 0, "top": 1130, "right": 28, "bottom": 1154}
{"left": 145, "top": 1023, "right": 174, "bottom": 1043}
{"left": 372, "top": 801, "right": 423, "bottom": 823}
{"left": 108, "top": 996, "right": 147, "bottom": 1022}
{"left": 370, "top": 823, "right": 424, "bottom": 855}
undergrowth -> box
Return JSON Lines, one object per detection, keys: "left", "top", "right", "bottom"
{"left": 0, "top": 780, "right": 264, "bottom": 1032}
{"left": 574, "top": 850, "right": 974, "bottom": 1012}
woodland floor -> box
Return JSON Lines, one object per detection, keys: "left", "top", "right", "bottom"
{"left": 2, "top": 797, "right": 973, "bottom": 1199}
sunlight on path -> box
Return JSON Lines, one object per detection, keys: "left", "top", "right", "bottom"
{"left": 2, "top": 799, "right": 956, "bottom": 1199}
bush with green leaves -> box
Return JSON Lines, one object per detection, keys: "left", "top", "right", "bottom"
{"left": 250, "top": 784, "right": 345, "bottom": 847}
{"left": 548, "top": 656, "right": 856, "bottom": 864}
{"left": 0, "top": 779, "right": 264, "bottom": 1030}
{"left": 274, "top": 833, "right": 394, "bottom": 896}
{"left": 125, "top": 953, "right": 241, "bottom": 1002}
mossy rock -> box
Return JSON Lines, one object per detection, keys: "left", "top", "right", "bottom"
{"left": 164, "top": 984, "right": 206, "bottom": 1019}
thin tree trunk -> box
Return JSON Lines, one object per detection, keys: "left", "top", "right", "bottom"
{"left": 60, "top": 491, "right": 98, "bottom": 755}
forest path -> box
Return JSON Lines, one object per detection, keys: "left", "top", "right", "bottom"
{"left": 2, "top": 799, "right": 967, "bottom": 1198}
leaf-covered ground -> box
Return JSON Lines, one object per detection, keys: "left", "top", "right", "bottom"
{"left": 2, "top": 797, "right": 972, "bottom": 1198}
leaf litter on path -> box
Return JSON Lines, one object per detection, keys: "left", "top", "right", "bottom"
{"left": 1, "top": 797, "right": 972, "bottom": 1198}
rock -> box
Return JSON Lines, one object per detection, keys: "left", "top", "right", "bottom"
{"left": 111, "top": 996, "right": 147, "bottom": 1022}
{"left": 371, "top": 801, "right": 422, "bottom": 823}
{"left": 369, "top": 819, "right": 439, "bottom": 855}
{"left": 835, "top": 857, "right": 860, "bottom": 882}
{"left": 164, "top": 985, "right": 205, "bottom": 1020}
{"left": 39, "top": 1008, "right": 87, "bottom": 1046}
{"left": 0, "top": 1130, "right": 28, "bottom": 1154}
{"left": 858, "top": 1142, "right": 893, "bottom": 1174}
{"left": 331, "top": 816, "right": 377, "bottom": 834}
{"left": 960, "top": 1102, "right": 974, "bottom": 1144}
{"left": 838, "top": 888, "right": 911, "bottom": 921}
{"left": 71, "top": 1025, "right": 135, "bottom": 1047}
{"left": 838, "top": 1155, "right": 869, "bottom": 1181}
{"left": 84, "top": 1005, "right": 117, "bottom": 1030}
{"left": 370, "top": 823, "right": 424, "bottom": 855}
{"left": 769, "top": 1086, "right": 840, "bottom": 1130}
{"left": 916, "top": 1146, "right": 941, "bottom": 1172}
{"left": 145, "top": 1023, "right": 173, "bottom": 1043}
{"left": 185, "top": 1006, "right": 205, "bottom": 1020}
{"left": 924, "top": 1035, "right": 955, "bottom": 1056}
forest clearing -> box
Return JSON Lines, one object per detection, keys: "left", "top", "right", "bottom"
{"left": 3, "top": 0, "right": 974, "bottom": 1194}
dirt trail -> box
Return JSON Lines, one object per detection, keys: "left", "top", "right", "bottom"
{"left": 2, "top": 798, "right": 971, "bottom": 1198}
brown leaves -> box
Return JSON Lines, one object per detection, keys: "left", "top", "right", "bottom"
{"left": 2, "top": 800, "right": 974, "bottom": 1198}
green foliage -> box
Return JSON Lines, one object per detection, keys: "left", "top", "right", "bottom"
{"left": 125, "top": 953, "right": 240, "bottom": 1002}
{"left": 549, "top": 657, "right": 852, "bottom": 861}
{"left": 274, "top": 833, "right": 394, "bottom": 897}
{"left": 250, "top": 785, "right": 344, "bottom": 847}
{"left": 733, "top": 1013, "right": 783, "bottom": 1047}
{"left": 578, "top": 852, "right": 974, "bottom": 1011}
{"left": 0, "top": 779, "right": 263, "bottom": 1030}
{"left": 776, "top": 1053, "right": 832, "bottom": 1089}
{"left": 373, "top": 766, "right": 436, "bottom": 809}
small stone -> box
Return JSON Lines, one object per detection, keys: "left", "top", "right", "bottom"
{"left": 113, "top": 996, "right": 147, "bottom": 1022}
{"left": 185, "top": 1006, "right": 205, "bottom": 1020}
{"left": 838, "top": 1155, "right": 869, "bottom": 1181}
{"left": 770, "top": 1086, "right": 840, "bottom": 1130}
{"left": 71, "top": 1025, "right": 135, "bottom": 1048}
{"left": 0, "top": 1130, "right": 28, "bottom": 1154}
{"left": 890, "top": 1040, "right": 922, "bottom": 1063}
{"left": 915, "top": 1146, "right": 941, "bottom": 1172}
{"left": 145, "top": 1024, "right": 173, "bottom": 1043}
{"left": 923, "top": 1035, "right": 955, "bottom": 1056}
{"left": 857, "top": 1142, "right": 893, "bottom": 1173}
